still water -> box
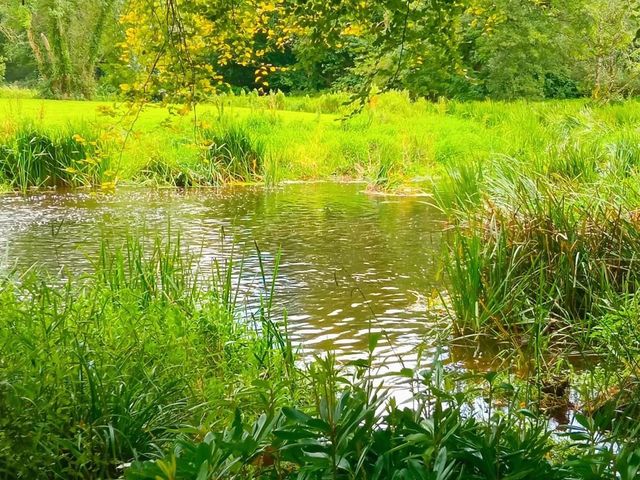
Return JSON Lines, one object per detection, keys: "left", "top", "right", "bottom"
{"left": 0, "top": 182, "right": 447, "bottom": 370}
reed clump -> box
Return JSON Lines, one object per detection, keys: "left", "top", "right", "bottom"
{"left": 199, "top": 125, "right": 265, "bottom": 183}
{"left": 137, "top": 125, "right": 265, "bottom": 186}
{"left": 441, "top": 157, "right": 640, "bottom": 347}
{"left": 0, "top": 234, "right": 297, "bottom": 478}
{"left": 0, "top": 124, "right": 115, "bottom": 191}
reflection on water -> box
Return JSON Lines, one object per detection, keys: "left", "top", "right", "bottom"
{"left": 0, "top": 183, "right": 447, "bottom": 372}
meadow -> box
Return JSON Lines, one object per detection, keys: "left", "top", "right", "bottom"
{"left": 0, "top": 91, "right": 609, "bottom": 190}
{"left": 2, "top": 90, "right": 640, "bottom": 478}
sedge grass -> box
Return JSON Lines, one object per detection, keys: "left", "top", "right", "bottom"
{"left": 0, "top": 233, "right": 298, "bottom": 478}
{"left": 0, "top": 123, "right": 115, "bottom": 191}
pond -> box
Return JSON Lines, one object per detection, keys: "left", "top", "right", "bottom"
{"left": 0, "top": 182, "right": 450, "bottom": 371}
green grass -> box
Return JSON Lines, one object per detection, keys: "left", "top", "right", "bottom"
{"left": 4, "top": 92, "right": 640, "bottom": 192}
{"left": 0, "top": 233, "right": 299, "bottom": 478}
{"left": 0, "top": 92, "right": 521, "bottom": 188}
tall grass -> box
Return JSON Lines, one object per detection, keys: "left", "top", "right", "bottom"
{"left": 0, "top": 85, "right": 39, "bottom": 99}
{"left": 6, "top": 92, "right": 640, "bottom": 190}
{"left": 439, "top": 152, "right": 640, "bottom": 350}
{"left": 137, "top": 124, "right": 265, "bottom": 186}
{"left": 200, "top": 125, "right": 265, "bottom": 183}
{"left": 0, "top": 124, "right": 114, "bottom": 191}
{"left": 0, "top": 234, "right": 297, "bottom": 478}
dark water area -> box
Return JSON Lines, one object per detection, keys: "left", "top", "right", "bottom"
{"left": 0, "top": 182, "right": 451, "bottom": 372}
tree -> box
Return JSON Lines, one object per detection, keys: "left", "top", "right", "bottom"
{"left": 0, "top": 0, "right": 123, "bottom": 97}
{"left": 289, "top": 0, "right": 466, "bottom": 101}
{"left": 457, "top": 0, "right": 578, "bottom": 99}
{"left": 118, "top": 0, "right": 295, "bottom": 106}
{"left": 575, "top": 0, "right": 640, "bottom": 100}
{"left": 118, "top": 0, "right": 465, "bottom": 106}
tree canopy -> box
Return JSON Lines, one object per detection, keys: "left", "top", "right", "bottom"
{"left": 1, "top": 0, "right": 640, "bottom": 101}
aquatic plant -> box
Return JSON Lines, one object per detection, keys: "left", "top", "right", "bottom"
{"left": 0, "top": 124, "right": 114, "bottom": 191}
{"left": 441, "top": 158, "right": 640, "bottom": 347}
{"left": 137, "top": 156, "right": 199, "bottom": 187}
{"left": 200, "top": 125, "right": 265, "bottom": 183}
{"left": 126, "top": 356, "right": 640, "bottom": 480}
{"left": 0, "top": 234, "right": 296, "bottom": 478}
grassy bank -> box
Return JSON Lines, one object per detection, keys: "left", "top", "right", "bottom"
{"left": 437, "top": 106, "right": 640, "bottom": 343}
{"left": 5, "top": 92, "right": 640, "bottom": 190}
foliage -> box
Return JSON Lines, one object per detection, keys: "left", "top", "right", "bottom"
{"left": 118, "top": 0, "right": 294, "bottom": 105}
{"left": 461, "top": 0, "right": 571, "bottom": 99}
{"left": 0, "top": 123, "right": 115, "bottom": 191}
{"left": 575, "top": 0, "right": 640, "bottom": 101}
{"left": 115, "top": 0, "right": 466, "bottom": 107}
{"left": 2, "top": 1, "right": 640, "bottom": 101}
{"left": 0, "top": 0, "right": 123, "bottom": 98}
{"left": 126, "top": 358, "right": 640, "bottom": 480}
{"left": 0, "top": 234, "right": 297, "bottom": 478}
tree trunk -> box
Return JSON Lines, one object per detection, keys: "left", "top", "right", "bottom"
{"left": 25, "top": 14, "right": 50, "bottom": 80}
{"left": 49, "top": 13, "right": 72, "bottom": 96}
{"left": 82, "top": 0, "right": 118, "bottom": 97}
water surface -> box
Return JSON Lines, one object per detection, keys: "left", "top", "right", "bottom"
{"left": 0, "top": 183, "right": 447, "bottom": 369}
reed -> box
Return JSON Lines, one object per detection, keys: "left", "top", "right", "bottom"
{"left": 199, "top": 125, "right": 265, "bottom": 183}
{"left": 0, "top": 233, "right": 297, "bottom": 478}
{"left": 0, "top": 124, "right": 114, "bottom": 191}
{"left": 440, "top": 157, "right": 640, "bottom": 349}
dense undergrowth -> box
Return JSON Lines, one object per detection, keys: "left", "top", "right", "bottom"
{"left": 126, "top": 356, "right": 640, "bottom": 480}
{"left": 0, "top": 234, "right": 638, "bottom": 479}
{"left": 0, "top": 235, "right": 298, "bottom": 478}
